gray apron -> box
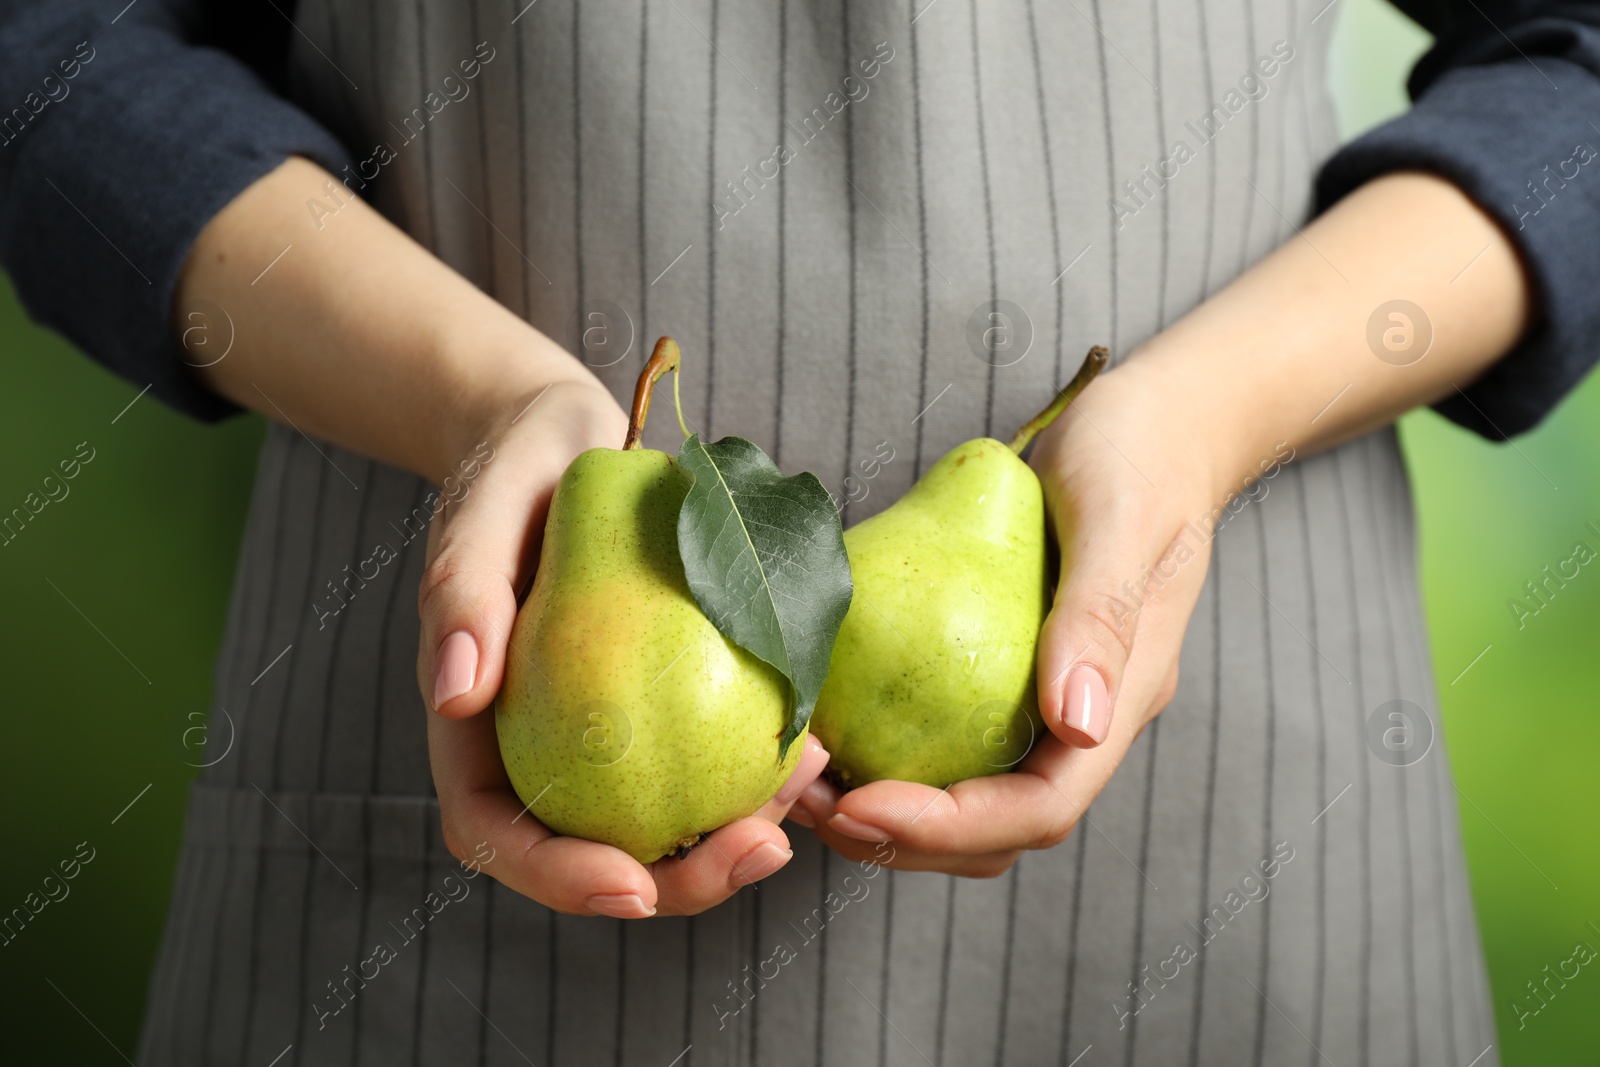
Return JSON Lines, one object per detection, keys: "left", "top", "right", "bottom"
{"left": 136, "top": 1, "right": 1498, "bottom": 1064}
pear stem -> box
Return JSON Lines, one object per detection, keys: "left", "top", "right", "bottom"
{"left": 672, "top": 360, "right": 690, "bottom": 439}
{"left": 623, "top": 337, "right": 683, "bottom": 450}
{"left": 1006, "top": 345, "right": 1109, "bottom": 454}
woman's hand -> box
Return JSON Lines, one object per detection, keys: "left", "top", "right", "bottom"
{"left": 416, "top": 378, "right": 831, "bottom": 916}
{"left": 175, "top": 157, "right": 831, "bottom": 916}
{"left": 791, "top": 170, "right": 1532, "bottom": 877}
{"left": 792, "top": 361, "right": 1221, "bottom": 875}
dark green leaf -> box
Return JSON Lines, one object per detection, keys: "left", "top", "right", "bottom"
{"left": 676, "top": 434, "right": 853, "bottom": 760}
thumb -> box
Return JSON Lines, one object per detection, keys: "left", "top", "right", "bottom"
{"left": 1036, "top": 501, "right": 1166, "bottom": 747}
{"left": 416, "top": 454, "right": 556, "bottom": 720}
{"left": 416, "top": 383, "right": 630, "bottom": 720}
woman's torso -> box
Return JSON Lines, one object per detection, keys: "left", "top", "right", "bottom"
{"left": 136, "top": 3, "right": 1499, "bottom": 1064}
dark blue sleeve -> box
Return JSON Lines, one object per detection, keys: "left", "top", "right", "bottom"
{"left": 0, "top": 0, "right": 351, "bottom": 422}
{"left": 1316, "top": 0, "right": 1600, "bottom": 439}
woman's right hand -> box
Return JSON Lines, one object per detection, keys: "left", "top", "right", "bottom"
{"left": 170, "top": 156, "right": 826, "bottom": 916}
{"left": 416, "top": 376, "right": 828, "bottom": 917}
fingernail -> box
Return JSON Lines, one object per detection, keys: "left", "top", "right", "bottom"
{"left": 829, "top": 813, "right": 893, "bottom": 843}
{"left": 730, "top": 843, "right": 793, "bottom": 887}
{"left": 1063, "top": 664, "right": 1111, "bottom": 744}
{"left": 775, "top": 735, "right": 829, "bottom": 806}
{"left": 787, "top": 805, "right": 816, "bottom": 829}
{"left": 432, "top": 631, "right": 478, "bottom": 710}
{"left": 585, "top": 893, "right": 656, "bottom": 919}
{"left": 800, "top": 778, "right": 836, "bottom": 813}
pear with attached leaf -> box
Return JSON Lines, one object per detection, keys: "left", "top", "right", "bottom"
{"left": 497, "top": 339, "right": 804, "bottom": 863}
{"left": 810, "top": 348, "right": 1107, "bottom": 788}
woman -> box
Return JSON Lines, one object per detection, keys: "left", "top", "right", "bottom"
{"left": 3, "top": 0, "right": 1596, "bottom": 1063}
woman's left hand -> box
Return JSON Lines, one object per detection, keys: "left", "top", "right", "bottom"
{"left": 789, "top": 171, "right": 1533, "bottom": 876}
{"left": 792, "top": 358, "right": 1232, "bottom": 876}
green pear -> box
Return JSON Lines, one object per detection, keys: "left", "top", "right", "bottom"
{"left": 496, "top": 341, "right": 803, "bottom": 863}
{"left": 810, "top": 348, "right": 1107, "bottom": 788}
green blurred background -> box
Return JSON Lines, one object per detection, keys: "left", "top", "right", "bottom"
{"left": 1, "top": 3, "right": 1596, "bottom": 1062}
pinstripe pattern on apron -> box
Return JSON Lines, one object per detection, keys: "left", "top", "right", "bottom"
{"left": 135, "top": 1, "right": 1500, "bottom": 1064}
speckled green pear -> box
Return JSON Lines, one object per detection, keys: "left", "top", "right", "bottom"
{"left": 810, "top": 438, "right": 1049, "bottom": 787}
{"left": 497, "top": 446, "right": 803, "bottom": 863}
{"left": 810, "top": 347, "right": 1106, "bottom": 789}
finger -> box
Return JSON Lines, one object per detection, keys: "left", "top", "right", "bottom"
{"left": 415, "top": 437, "right": 568, "bottom": 720}
{"left": 1033, "top": 470, "right": 1184, "bottom": 747}
{"left": 649, "top": 817, "right": 798, "bottom": 916}
{"left": 426, "top": 705, "right": 659, "bottom": 916}
{"left": 800, "top": 774, "right": 1023, "bottom": 876}
{"left": 647, "top": 736, "right": 828, "bottom": 913}
{"left": 825, "top": 733, "right": 1130, "bottom": 856}
{"left": 797, "top": 772, "right": 842, "bottom": 818}
{"left": 806, "top": 815, "right": 1022, "bottom": 877}
{"left": 789, "top": 767, "right": 844, "bottom": 830}
{"left": 755, "top": 734, "right": 830, "bottom": 825}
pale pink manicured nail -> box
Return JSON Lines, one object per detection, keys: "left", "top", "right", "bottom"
{"left": 730, "top": 843, "right": 793, "bottom": 887}
{"left": 432, "top": 630, "right": 478, "bottom": 710}
{"left": 830, "top": 813, "right": 893, "bottom": 843}
{"left": 796, "top": 780, "right": 836, "bottom": 829}
{"left": 801, "top": 777, "right": 838, "bottom": 811}
{"left": 1063, "top": 664, "right": 1111, "bottom": 744}
{"left": 775, "top": 735, "right": 830, "bottom": 806}
{"left": 585, "top": 893, "right": 656, "bottom": 918}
